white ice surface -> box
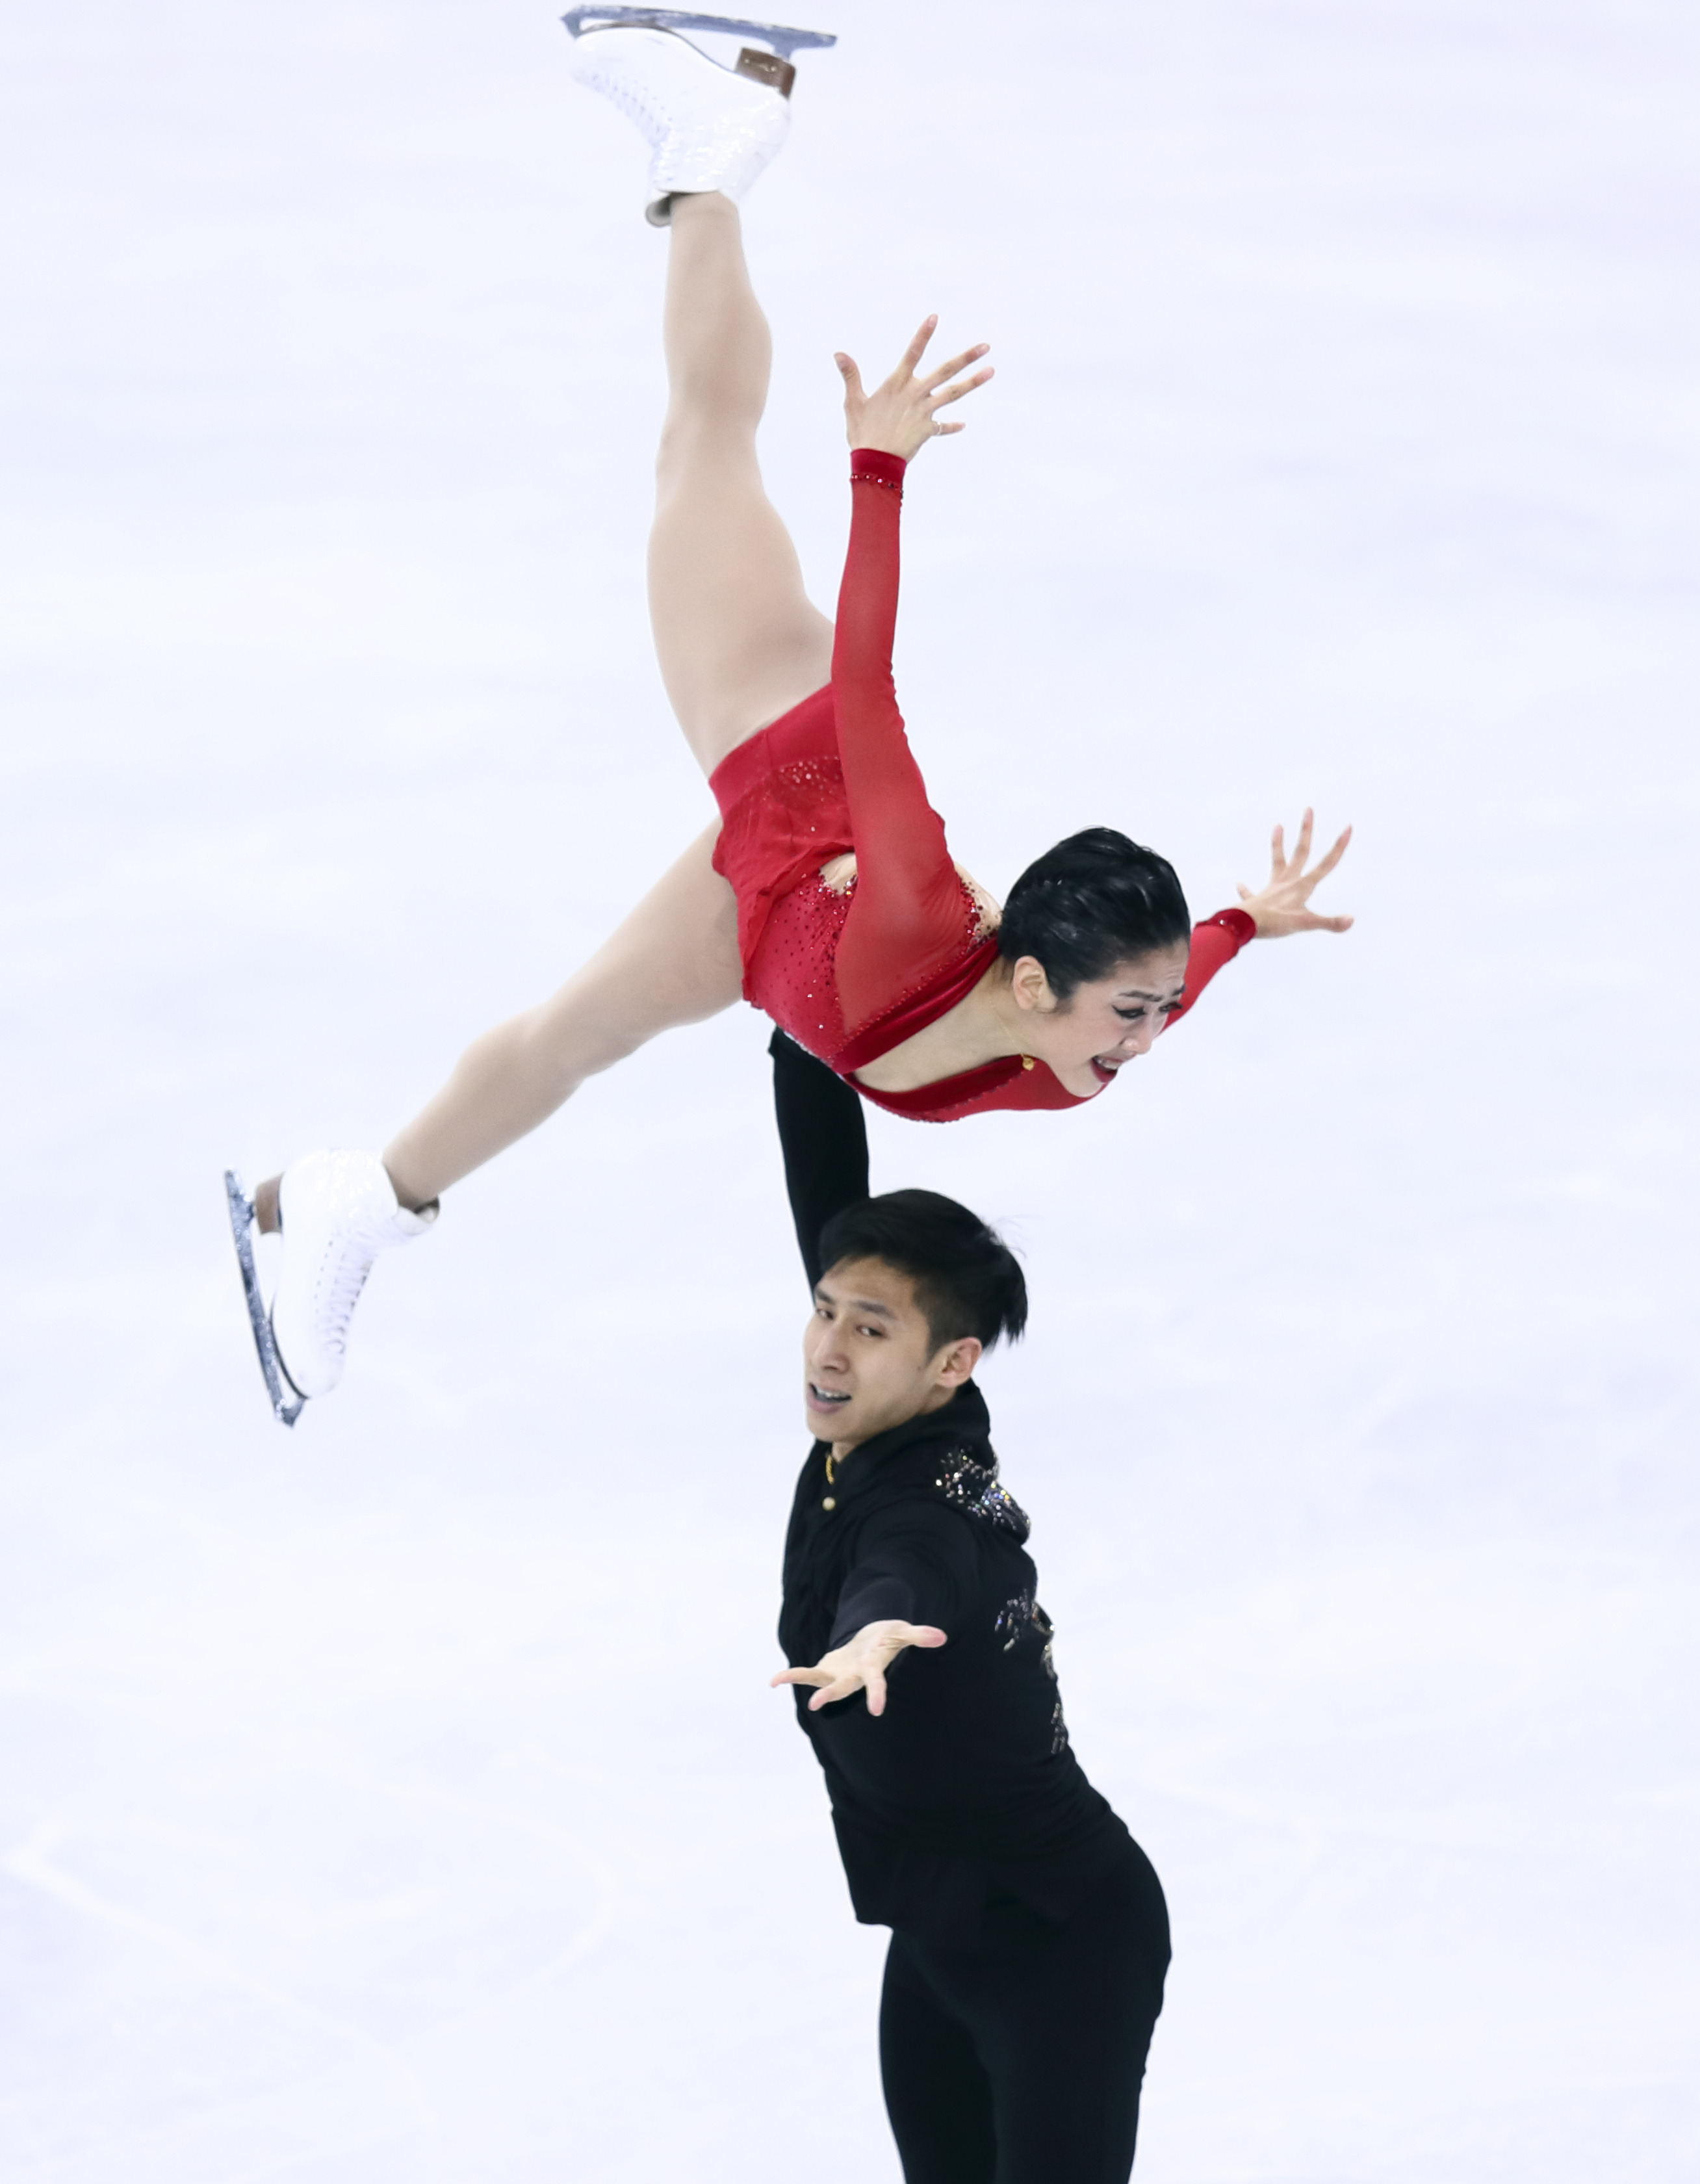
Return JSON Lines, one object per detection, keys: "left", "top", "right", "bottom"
{"left": 2, "top": 1, "right": 1697, "bottom": 2178}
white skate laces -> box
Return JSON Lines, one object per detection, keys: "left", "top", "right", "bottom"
{"left": 269, "top": 1150, "right": 437, "bottom": 1402}
{"left": 561, "top": 8, "right": 836, "bottom": 222}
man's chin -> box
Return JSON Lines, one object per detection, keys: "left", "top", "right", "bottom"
{"left": 805, "top": 1392, "right": 857, "bottom": 1436}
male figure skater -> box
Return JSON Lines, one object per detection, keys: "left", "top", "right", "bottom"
{"left": 767, "top": 1034, "right": 1170, "bottom": 2183}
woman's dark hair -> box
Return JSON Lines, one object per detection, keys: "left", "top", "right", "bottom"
{"left": 818, "top": 1190, "right": 1027, "bottom": 1355}
{"left": 998, "top": 827, "right": 1191, "bottom": 1002}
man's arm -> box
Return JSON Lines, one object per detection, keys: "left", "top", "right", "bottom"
{"left": 771, "top": 1507, "right": 975, "bottom": 1716}
{"left": 769, "top": 1028, "right": 871, "bottom": 1288}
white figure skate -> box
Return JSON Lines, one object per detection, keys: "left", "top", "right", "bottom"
{"left": 224, "top": 1151, "right": 436, "bottom": 1425}
{"left": 561, "top": 6, "right": 836, "bottom": 224}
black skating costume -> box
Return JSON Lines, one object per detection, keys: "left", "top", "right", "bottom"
{"left": 771, "top": 1033, "right": 1171, "bottom": 2184}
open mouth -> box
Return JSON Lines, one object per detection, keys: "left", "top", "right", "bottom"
{"left": 1090, "top": 1055, "right": 1126, "bottom": 1086}
{"left": 807, "top": 1381, "right": 853, "bottom": 1410}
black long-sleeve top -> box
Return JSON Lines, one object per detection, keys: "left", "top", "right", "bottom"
{"left": 771, "top": 1032, "right": 1129, "bottom": 1942}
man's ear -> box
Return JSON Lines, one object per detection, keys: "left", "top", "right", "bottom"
{"left": 1007, "top": 954, "right": 1058, "bottom": 1017}
{"left": 933, "top": 1335, "right": 983, "bottom": 1389}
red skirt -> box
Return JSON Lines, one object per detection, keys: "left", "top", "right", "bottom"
{"left": 709, "top": 687, "right": 852, "bottom": 980}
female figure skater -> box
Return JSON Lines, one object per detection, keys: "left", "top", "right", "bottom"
{"left": 227, "top": 10, "right": 1351, "bottom": 1422}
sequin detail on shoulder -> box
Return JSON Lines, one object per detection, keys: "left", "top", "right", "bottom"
{"left": 933, "top": 1447, "right": 1030, "bottom": 1541}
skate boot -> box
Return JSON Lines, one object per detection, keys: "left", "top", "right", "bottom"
{"left": 561, "top": 7, "right": 836, "bottom": 225}
{"left": 224, "top": 1152, "right": 436, "bottom": 1424}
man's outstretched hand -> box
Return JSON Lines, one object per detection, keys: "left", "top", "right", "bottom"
{"left": 771, "top": 1620, "right": 947, "bottom": 1717}
{"left": 1237, "top": 809, "right": 1354, "bottom": 937}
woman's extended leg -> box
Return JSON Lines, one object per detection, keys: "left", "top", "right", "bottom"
{"left": 385, "top": 821, "right": 743, "bottom": 1206}
{"left": 253, "top": 822, "right": 740, "bottom": 1242}
{"left": 649, "top": 190, "right": 833, "bottom": 770}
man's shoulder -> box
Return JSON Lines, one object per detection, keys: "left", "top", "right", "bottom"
{"left": 852, "top": 1479, "right": 1032, "bottom": 1575}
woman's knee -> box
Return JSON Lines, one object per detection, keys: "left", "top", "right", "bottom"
{"left": 653, "top": 417, "right": 765, "bottom": 515}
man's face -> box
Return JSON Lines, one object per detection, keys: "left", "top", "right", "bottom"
{"left": 802, "top": 1256, "right": 981, "bottom": 1450}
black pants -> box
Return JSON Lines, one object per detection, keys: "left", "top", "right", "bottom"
{"left": 878, "top": 1839, "right": 1170, "bottom": 2184}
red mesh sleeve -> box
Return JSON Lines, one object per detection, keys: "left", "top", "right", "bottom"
{"left": 831, "top": 454, "right": 977, "bottom": 1034}
{"left": 1163, "top": 908, "right": 1257, "bottom": 1031}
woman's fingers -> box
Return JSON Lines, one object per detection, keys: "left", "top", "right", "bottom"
{"left": 899, "top": 315, "right": 939, "bottom": 374}
{"left": 834, "top": 352, "right": 866, "bottom": 403}
{"left": 923, "top": 342, "right": 990, "bottom": 391}
{"left": 929, "top": 366, "right": 996, "bottom": 410}
{"left": 1255, "top": 815, "right": 1350, "bottom": 902}
{"left": 1309, "top": 824, "right": 1354, "bottom": 881}
{"left": 921, "top": 367, "right": 994, "bottom": 439}
{"left": 863, "top": 1667, "right": 888, "bottom": 1718}
{"left": 1286, "top": 818, "right": 1350, "bottom": 901}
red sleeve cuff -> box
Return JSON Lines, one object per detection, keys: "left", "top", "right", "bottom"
{"left": 849, "top": 448, "right": 908, "bottom": 492}
{"left": 1202, "top": 907, "right": 1257, "bottom": 950}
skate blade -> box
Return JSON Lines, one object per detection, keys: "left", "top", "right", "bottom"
{"left": 561, "top": 6, "right": 836, "bottom": 62}
{"left": 224, "top": 1169, "right": 305, "bottom": 1428}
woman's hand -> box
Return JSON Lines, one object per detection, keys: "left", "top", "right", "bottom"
{"left": 836, "top": 317, "right": 993, "bottom": 462}
{"left": 1237, "top": 809, "right": 1355, "bottom": 937}
{"left": 771, "top": 1619, "right": 947, "bottom": 1717}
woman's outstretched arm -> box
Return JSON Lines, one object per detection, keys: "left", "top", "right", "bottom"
{"left": 829, "top": 322, "right": 995, "bottom": 1032}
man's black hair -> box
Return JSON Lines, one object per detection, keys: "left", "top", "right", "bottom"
{"left": 818, "top": 1189, "right": 1028, "bottom": 1355}
{"left": 998, "top": 826, "right": 1191, "bottom": 1002}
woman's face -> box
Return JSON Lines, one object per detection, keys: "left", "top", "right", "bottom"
{"left": 1011, "top": 942, "right": 1192, "bottom": 1097}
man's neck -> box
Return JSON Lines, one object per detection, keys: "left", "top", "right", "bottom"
{"left": 829, "top": 1383, "right": 960, "bottom": 1468}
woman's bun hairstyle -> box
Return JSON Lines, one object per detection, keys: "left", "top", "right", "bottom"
{"left": 998, "top": 827, "right": 1191, "bottom": 1002}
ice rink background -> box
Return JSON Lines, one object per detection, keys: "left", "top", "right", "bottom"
{"left": 3, "top": 1, "right": 1697, "bottom": 2177}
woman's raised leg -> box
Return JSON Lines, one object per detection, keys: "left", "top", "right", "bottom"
{"left": 649, "top": 191, "right": 833, "bottom": 772}
{"left": 372, "top": 194, "right": 825, "bottom": 1206}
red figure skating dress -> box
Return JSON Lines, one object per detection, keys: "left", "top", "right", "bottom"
{"left": 710, "top": 449, "right": 1253, "bottom": 1122}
